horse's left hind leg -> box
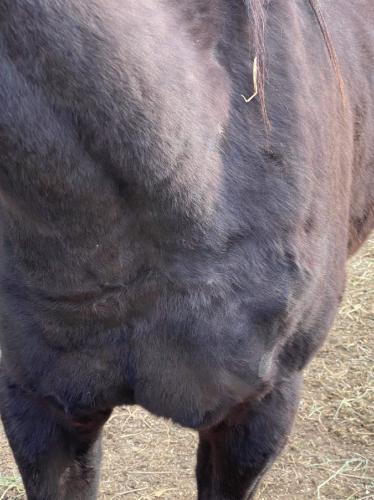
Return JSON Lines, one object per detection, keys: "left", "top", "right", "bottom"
{"left": 0, "top": 370, "right": 111, "bottom": 500}
{"left": 196, "top": 372, "right": 303, "bottom": 500}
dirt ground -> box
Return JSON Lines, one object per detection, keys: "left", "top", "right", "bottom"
{"left": 0, "top": 239, "right": 373, "bottom": 500}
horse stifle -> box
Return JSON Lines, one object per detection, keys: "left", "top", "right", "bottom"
{"left": 0, "top": 0, "right": 373, "bottom": 498}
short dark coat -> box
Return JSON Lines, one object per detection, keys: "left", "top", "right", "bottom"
{"left": 0, "top": 1, "right": 373, "bottom": 498}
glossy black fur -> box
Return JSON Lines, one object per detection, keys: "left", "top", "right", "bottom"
{"left": 0, "top": 0, "right": 374, "bottom": 498}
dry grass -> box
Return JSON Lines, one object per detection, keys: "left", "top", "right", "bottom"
{"left": 0, "top": 474, "right": 24, "bottom": 500}
{"left": 0, "top": 239, "right": 373, "bottom": 500}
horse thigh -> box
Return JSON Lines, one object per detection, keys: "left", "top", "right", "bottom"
{"left": 0, "top": 370, "right": 111, "bottom": 500}
{"left": 196, "top": 372, "right": 303, "bottom": 500}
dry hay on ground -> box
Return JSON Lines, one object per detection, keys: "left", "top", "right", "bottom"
{"left": 1, "top": 239, "right": 373, "bottom": 500}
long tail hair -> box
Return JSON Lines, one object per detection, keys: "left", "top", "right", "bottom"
{"left": 244, "top": 0, "right": 345, "bottom": 122}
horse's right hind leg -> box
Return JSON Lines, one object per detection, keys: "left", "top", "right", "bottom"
{"left": 196, "top": 373, "right": 303, "bottom": 500}
{"left": 0, "top": 371, "right": 111, "bottom": 500}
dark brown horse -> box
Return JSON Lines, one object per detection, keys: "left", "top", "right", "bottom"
{"left": 0, "top": 0, "right": 373, "bottom": 498}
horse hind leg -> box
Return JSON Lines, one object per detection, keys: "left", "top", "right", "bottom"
{"left": 0, "top": 371, "right": 112, "bottom": 500}
{"left": 196, "top": 372, "right": 303, "bottom": 500}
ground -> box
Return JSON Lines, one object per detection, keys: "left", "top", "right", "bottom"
{"left": 0, "top": 239, "right": 373, "bottom": 500}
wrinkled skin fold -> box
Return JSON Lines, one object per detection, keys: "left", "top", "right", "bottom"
{"left": 0, "top": 0, "right": 374, "bottom": 498}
